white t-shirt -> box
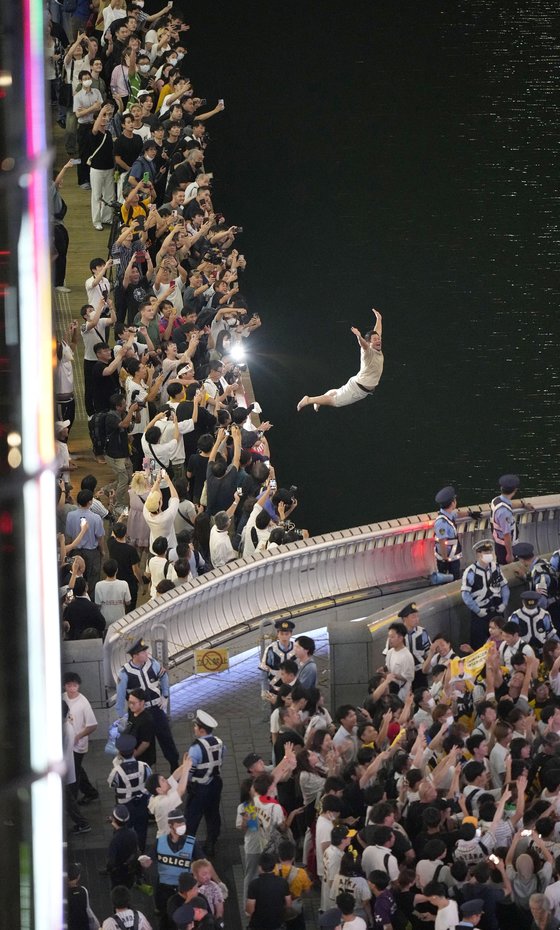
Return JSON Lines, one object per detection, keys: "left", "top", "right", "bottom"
{"left": 147, "top": 554, "right": 178, "bottom": 597}
{"left": 85, "top": 274, "right": 111, "bottom": 309}
{"left": 55, "top": 342, "right": 74, "bottom": 394}
{"left": 253, "top": 794, "right": 284, "bottom": 845}
{"left": 102, "top": 911, "right": 152, "bottom": 930}
{"left": 545, "top": 879, "right": 560, "bottom": 920}
{"left": 81, "top": 315, "right": 112, "bottom": 361}
{"left": 143, "top": 497, "right": 180, "bottom": 552}
{"left": 435, "top": 901, "right": 459, "bottom": 930}
{"left": 94, "top": 579, "right": 131, "bottom": 624}
{"left": 125, "top": 378, "right": 149, "bottom": 435}
{"left": 154, "top": 278, "right": 183, "bottom": 312}
{"left": 489, "top": 742, "right": 508, "bottom": 789}
{"left": 361, "top": 844, "right": 399, "bottom": 881}
{"left": 315, "top": 815, "right": 334, "bottom": 877}
{"left": 209, "top": 525, "right": 236, "bottom": 568}
{"left": 385, "top": 646, "right": 415, "bottom": 698}
{"left": 356, "top": 345, "right": 384, "bottom": 389}
{"left": 148, "top": 776, "right": 182, "bottom": 837}
{"left": 62, "top": 692, "right": 97, "bottom": 753}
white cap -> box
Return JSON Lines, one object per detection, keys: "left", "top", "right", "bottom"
{"left": 195, "top": 709, "right": 218, "bottom": 730}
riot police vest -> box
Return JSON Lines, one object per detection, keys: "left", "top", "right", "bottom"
{"left": 109, "top": 758, "right": 149, "bottom": 803}
{"left": 510, "top": 606, "right": 556, "bottom": 650}
{"left": 260, "top": 640, "right": 295, "bottom": 681}
{"left": 122, "top": 659, "right": 162, "bottom": 708}
{"left": 464, "top": 563, "right": 504, "bottom": 609}
{"left": 405, "top": 626, "right": 431, "bottom": 670}
{"left": 531, "top": 558, "right": 559, "bottom": 601}
{"left": 434, "top": 510, "right": 462, "bottom": 561}
{"left": 156, "top": 833, "right": 196, "bottom": 886}
{"left": 491, "top": 496, "right": 518, "bottom": 544}
{"left": 190, "top": 735, "right": 223, "bottom": 785}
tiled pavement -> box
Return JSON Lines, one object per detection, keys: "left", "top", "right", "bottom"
{"left": 67, "top": 628, "right": 330, "bottom": 928}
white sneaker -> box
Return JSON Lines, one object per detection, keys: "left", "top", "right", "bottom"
{"left": 55, "top": 285, "right": 71, "bottom": 293}
{"left": 93, "top": 223, "right": 103, "bottom": 231}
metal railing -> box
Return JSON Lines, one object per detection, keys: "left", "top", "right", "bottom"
{"left": 103, "top": 494, "right": 560, "bottom": 688}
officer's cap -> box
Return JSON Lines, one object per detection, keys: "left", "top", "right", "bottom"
{"left": 499, "top": 473, "right": 520, "bottom": 492}
{"left": 195, "top": 709, "right": 218, "bottom": 730}
{"left": 275, "top": 619, "right": 295, "bottom": 632}
{"left": 172, "top": 904, "right": 195, "bottom": 929}
{"left": 472, "top": 539, "right": 494, "bottom": 553}
{"left": 128, "top": 639, "right": 149, "bottom": 656}
{"left": 398, "top": 602, "right": 419, "bottom": 620}
{"left": 115, "top": 734, "right": 137, "bottom": 754}
{"left": 435, "top": 485, "right": 456, "bottom": 507}
{"left": 242, "top": 752, "right": 262, "bottom": 770}
{"left": 461, "top": 899, "right": 484, "bottom": 917}
{"left": 112, "top": 804, "right": 130, "bottom": 824}
{"left": 512, "top": 542, "right": 534, "bottom": 560}
{"left": 167, "top": 807, "right": 185, "bottom": 822}
{"left": 521, "top": 591, "right": 540, "bottom": 605}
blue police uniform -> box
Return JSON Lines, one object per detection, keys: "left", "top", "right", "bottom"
{"left": 185, "top": 712, "right": 224, "bottom": 856}
{"left": 108, "top": 736, "right": 151, "bottom": 852}
{"left": 509, "top": 595, "right": 558, "bottom": 654}
{"left": 491, "top": 474, "right": 520, "bottom": 565}
{"left": 116, "top": 641, "right": 179, "bottom": 771}
{"left": 154, "top": 830, "right": 204, "bottom": 927}
{"left": 461, "top": 548, "right": 509, "bottom": 650}
{"left": 259, "top": 619, "right": 296, "bottom": 691}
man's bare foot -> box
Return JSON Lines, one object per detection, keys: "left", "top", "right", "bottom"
{"left": 297, "top": 395, "right": 309, "bottom": 412}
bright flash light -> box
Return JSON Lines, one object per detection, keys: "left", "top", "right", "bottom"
{"left": 230, "top": 343, "right": 246, "bottom": 361}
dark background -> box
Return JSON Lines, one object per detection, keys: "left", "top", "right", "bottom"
{"left": 182, "top": 0, "right": 560, "bottom": 533}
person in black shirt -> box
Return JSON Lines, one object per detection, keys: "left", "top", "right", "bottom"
{"left": 107, "top": 523, "right": 142, "bottom": 609}
{"left": 64, "top": 576, "right": 106, "bottom": 639}
{"left": 91, "top": 343, "right": 123, "bottom": 414}
{"left": 86, "top": 103, "right": 115, "bottom": 230}
{"left": 106, "top": 804, "right": 139, "bottom": 888}
{"left": 105, "top": 393, "right": 137, "bottom": 507}
{"left": 246, "top": 852, "right": 291, "bottom": 930}
{"left": 114, "top": 112, "right": 143, "bottom": 177}
{"left": 125, "top": 689, "right": 156, "bottom": 766}
{"left": 186, "top": 434, "right": 213, "bottom": 505}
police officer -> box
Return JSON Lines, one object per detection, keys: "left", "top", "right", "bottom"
{"left": 513, "top": 541, "right": 560, "bottom": 628}
{"left": 153, "top": 808, "right": 205, "bottom": 930}
{"left": 433, "top": 486, "right": 463, "bottom": 581}
{"left": 491, "top": 474, "right": 534, "bottom": 565}
{"left": 107, "top": 733, "right": 151, "bottom": 852}
{"left": 397, "top": 603, "right": 431, "bottom": 689}
{"left": 461, "top": 539, "right": 510, "bottom": 650}
{"left": 259, "top": 619, "right": 296, "bottom": 692}
{"left": 456, "top": 898, "right": 484, "bottom": 928}
{"left": 185, "top": 709, "right": 224, "bottom": 857}
{"left": 116, "top": 639, "right": 179, "bottom": 771}
{"left": 509, "top": 591, "right": 558, "bottom": 655}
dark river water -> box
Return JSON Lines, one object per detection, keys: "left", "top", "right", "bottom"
{"left": 184, "top": 1, "right": 560, "bottom": 534}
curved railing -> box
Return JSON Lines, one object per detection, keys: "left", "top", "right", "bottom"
{"left": 103, "top": 493, "right": 560, "bottom": 687}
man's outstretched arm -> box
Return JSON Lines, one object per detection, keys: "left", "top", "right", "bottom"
{"left": 351, "top": 326, "right": 370, "bottom": 350}
{"left": 372, "top": 308, "right": 382, "bottom": 337}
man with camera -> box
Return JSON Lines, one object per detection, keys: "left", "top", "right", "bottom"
{"left": 105, "top": 393, "right": 139, "bottom": 508}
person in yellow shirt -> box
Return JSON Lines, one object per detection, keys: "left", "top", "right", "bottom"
{"left": 274, "top": 838, "right": 312, "bottom": 929}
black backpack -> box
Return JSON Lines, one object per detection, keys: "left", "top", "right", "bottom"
{"left": 91, "top": 411, "right": 109, "bottom": 452}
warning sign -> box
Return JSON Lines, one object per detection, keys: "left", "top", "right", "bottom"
{"left": 194, "top": 648, "right": 229, "bottom": 674}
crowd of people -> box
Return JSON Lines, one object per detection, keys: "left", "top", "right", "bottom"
{"left": 47, "top": 4, "right": 560, "bottom": 930}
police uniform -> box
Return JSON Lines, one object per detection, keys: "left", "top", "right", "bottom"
{"left": 433, "top": 486, "right": 462, "bottom": 580}
{"left": 456, "top": 898, "right": 484, "bottom": 927}
{"left": 116, "top": 639, "right": 179, "bottom": 771}
{"left": 514, "top": 541, "right": 560, "bottom": 630}
{"left": 185, "top": 710, "right": 224, "bottom": 856}
{"left": 397, "top": 603, "right": 431, "bottom": 689}
{"left": 461, "top": 540, "right": 510, "bottom": 650}
{"left": 259, "top": 619, "right": 296, "bottom": 691}
{"left": 509, "top": 591, "right": 558, "bottom": 654}
{"left": 107, "top": 733, "right": 151, "bottom": 851}
{"left": 491, "top": 473, "right": 520, "bottom": 565}
{"left": 155, "top": 808, "right": 204, "bottom": 928}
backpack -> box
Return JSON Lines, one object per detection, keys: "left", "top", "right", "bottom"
{"left": 91, "top": 411, "right": 109, "bottom": 452}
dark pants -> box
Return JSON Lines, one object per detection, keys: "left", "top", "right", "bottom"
{"left": 494, "top": 541, "right": 508, "bottom": 565}
{"left": 436, "top": 557, "right": 461, "bottom": 580}
{"left": 470, "top": 611, "right": 490, "bottom": 651}
{"left": 185, "top": 776, "right": 222, "bottom": 849}
{"left": 65, "top": 785, "right": 89, "bottom": 827}
{"left": 126, "top": 795, "right": 149, "bottom": 852}
{"left": 155, "top": 882, "right": 177, "bottom": 930}
{"left": 150, "top": 705, "right": 179, "bottom": 771}
{"left": 74, "top": 547, "right": 102, "bottom": 595}
{"left": 56, "top": 396, "right": 76, "bottom": 434}
{"left": 71, "top": 751, "right": 98, "bottom": 800}
{"left": 130, "top": 433, "right": 144, "bottom": 472}
{"left": 53, "top": 223, "right": 69, "bottom": 286}
{"left": 84, "top": 359, "right": 97, "bottom": 418}
{"left": 76, "top": 123, "right": 91, "bottom": 185}
{"left": 127, "top": 581, "right": 139, "bottom": 611}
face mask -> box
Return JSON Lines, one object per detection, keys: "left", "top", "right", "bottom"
{"left": 174, "top": 824, "right": 186, "bottom": 836}
{"left": 481, "top": 553, "right": 494, "bottom": 564}
{"left": 169, "top": 58, "right": 178, "bottom": 66}
{"left": 144, "top": 155, "right": 153, "bottom": 162}
{"left": 82, "top": 79, "right": 92, "bottom": 88}
{"left": 427, "top": 697, "right": 435, "bottom": 709}
{"left": 139, "top": 64, "right": 150, "bottom": 73}
{"left": 176, "top": 52, "right": 184, "bottom": 60}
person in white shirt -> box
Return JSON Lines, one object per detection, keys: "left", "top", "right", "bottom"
{"left": 489, "top": 721, "right": 512, "bottom": 788}
{"left": 145, "top": 756, "right": 191, "bottom": 837}
{"left": 85, "top": 257, "right": 113, "bottom": 308}
{"left": 384, "top": 622, "right": 415, "bottom": 699}
{"left": 101, "top": 885, "right": 152, "bottom": 930}
{"left": 332, "top": 705, "right": 359, "bottom": 764}
{"left": 143, "top": 471, "right": 180, "bottom": 552}
{"left": 361, "top": 826, "right": 399, "bottom": 882}
{"left": 297, "top": 309, "right": 383, "bottom": 411}
{"left": 242, "top": 487, "right": 275, "bottom": 557}
{"left": 315, "top": 798, "right": 344, "bottom": 878}
{"left": 63, "top": 672, "right": 99, "bottom": 802}
{"left": 81, "top": 295, "right": 116, "bottom": 419}
{"left": 94, "top": 558, "right": 131, "bottom": 624}
{"left": 209, "top": 510, "right": 237, "bottom": 568}
{"left": 422, "top": 883, "right": 459, "bottom": 930}
{"left": 145, "top": 536, "right": 177, "bottom": 597}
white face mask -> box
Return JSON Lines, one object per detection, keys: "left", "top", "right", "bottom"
{"left": 139, "top": 64, "right": 150, "bottom": 73}
{"left": 174, "top": 824, "right": 186, "bottom": 836}
{"left": 144, "top": 155, "right": 153, "bottom": 162}
{"left": 427, "top": 697, "right": 435, "bottom": 709}
{"left": 169, "top": 58, "right": 178, "bottom": 66}
{"left": 176, "top": 52, "right": 184, "bottom": 60}
{"left": 82, "top": 79, "right": 92, "bottom": 88}
{"left": 481, "top": 553, "right": 494, "bottom": 564}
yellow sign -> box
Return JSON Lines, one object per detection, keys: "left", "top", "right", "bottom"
{"left": 194, "top": 648, "right": 229, "bottom": 674}
{"left": 449, "top": 642, "right": 491, "bottom": 680}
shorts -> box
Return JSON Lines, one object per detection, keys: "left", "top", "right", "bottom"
{"left": 330, "top": 376, "right": 373, "bottom": 408}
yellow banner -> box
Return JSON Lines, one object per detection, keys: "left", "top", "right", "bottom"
{"left": 449, "top": 642, "right": 491, "bottom": 679}
{"left": 194, "top": 648, "right": 230, "bottom": 674}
